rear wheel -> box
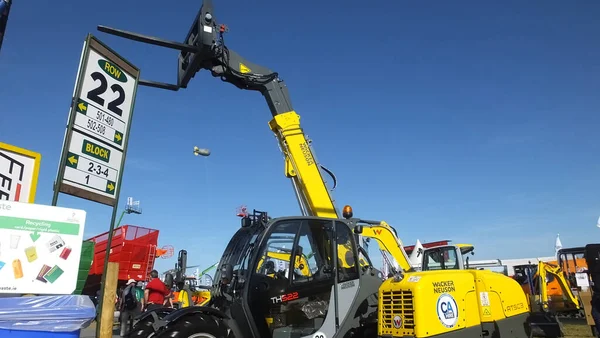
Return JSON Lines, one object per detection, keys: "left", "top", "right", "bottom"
{"left": 156, "top": 313, "right": 231, "bottom": 338}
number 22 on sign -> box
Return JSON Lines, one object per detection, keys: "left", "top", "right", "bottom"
{"left": 81, "top": 49, "right": 131, "bottom": 120}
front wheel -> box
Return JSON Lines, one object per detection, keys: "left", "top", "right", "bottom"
{"left": 129, "top": 308, "right": 174, "bottom": 338}
{"left": 156, "top": 313, "right": 231, "bottom": 338}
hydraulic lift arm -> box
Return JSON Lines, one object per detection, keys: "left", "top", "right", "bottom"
{"left": 98, "top": 0, "right": 338, "bottom": 219}
{"left": 97, "top": 0, "right": 412, "bottom": 273}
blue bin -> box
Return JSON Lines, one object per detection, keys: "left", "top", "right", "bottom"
{"left": 0, "top": 329, "right": 80, "bottom": 337}
{"left": 0, "top": 295, "right": 96, "bottom": 338}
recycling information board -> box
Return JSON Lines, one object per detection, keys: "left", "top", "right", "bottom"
{"left": 57, "top": 34, "right": 139, "bottom": 206}
{"left": 0, "top": 200, "right": 86, "bottom": 295}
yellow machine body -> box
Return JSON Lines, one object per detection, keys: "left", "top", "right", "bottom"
{"left": 177, "top": 288, "right": 211, "bottom": 308}
{"left": 256, "top": 251, "right": 311, "bottom": 276}
{"left": 379, "top": 269, "right": 530, "bottom": 338}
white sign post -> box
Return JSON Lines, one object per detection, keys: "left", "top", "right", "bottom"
{"left": 50, "top": 35, "right": 139, "bottom": 334}
{"left": 53, "top": 34, "right": 139, "bottom": 207}
{"left": 0, "top": 200, "right": 86, "bottom": 294}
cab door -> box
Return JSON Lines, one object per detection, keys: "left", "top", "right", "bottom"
{"left": 247, "top": 218, "right": 360, "bottom": 338}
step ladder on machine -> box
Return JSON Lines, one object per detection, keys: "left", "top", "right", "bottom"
{"left": 145, "top": 244, "right": 156, "bottom": 281}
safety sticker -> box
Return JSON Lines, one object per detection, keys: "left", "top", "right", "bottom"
{"left": 407, "top": 275, "right": 421, "bottom": 283}
{"left": 479, "top": 291, "right": 490, "bottom": 307}
{"left": 437, "top": 293, "right": 458, "bottom": 328}
{"left": 482, "top": 307, "right": 492, "bottom": 317}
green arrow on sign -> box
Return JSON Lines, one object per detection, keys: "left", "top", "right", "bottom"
{"left": 76, "top": 99, "right": 88, "bottom": 114}
{"left": 66, "top": 152, "right": 79, "bottom": 168}
{"left": 114, "top": 131, "right": 123, "bottom": 145}
{"left": 106, "top": 180, "right": 116, "bottom": 194}
{"left": 30, "top": 231, "right": 41, "bottom": 242}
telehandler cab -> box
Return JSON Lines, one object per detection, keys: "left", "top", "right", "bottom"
{"left": 130, "top": 208, "right": 383, "bottom": 338}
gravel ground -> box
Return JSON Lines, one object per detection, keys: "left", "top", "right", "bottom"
{"left": 563, "top": 322, "right": 595, "bottom": 338}
{"left": 79, "top": 321, "right": 119, "bottom": 338}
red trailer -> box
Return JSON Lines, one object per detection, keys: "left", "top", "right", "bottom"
{"left": 82, "top": 225, "right": 160, "bottom": 295}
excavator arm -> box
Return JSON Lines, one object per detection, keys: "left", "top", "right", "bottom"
{"left": 355, "top": 219, "right": 414, "bottom": 273}
{"left": 537, "top": 261, "right": 581, "bottom": 311}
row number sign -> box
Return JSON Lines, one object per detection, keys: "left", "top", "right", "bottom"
{"left": 57, "top": 35, "right": 139, "bottom": 206}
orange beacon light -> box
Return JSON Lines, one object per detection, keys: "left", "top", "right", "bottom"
{"left": 342, "top": 205, "right": 353, "bottom": 219}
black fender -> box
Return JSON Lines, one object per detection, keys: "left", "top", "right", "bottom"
{"left": 134, "top": 306, "right": 175, "bottom": 321}
{"left": 162, "top": 305, "right": 229, "bottom": 323}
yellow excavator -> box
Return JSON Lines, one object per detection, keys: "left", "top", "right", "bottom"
{"left": 101, "top": 1, "right": 563, "bottom": 337}
{"left": 536, "top": 261, "right": 582, "bottom": 314}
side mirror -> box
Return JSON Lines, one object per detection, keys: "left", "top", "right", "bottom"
{"left": 164, "top": 273, "right": 175, "bottom": 289}
{"left": 353, "top": 225, "right": 363, "bottom": 234}
{"left": 221, "top": 264, "right": 233, "bottom": 284}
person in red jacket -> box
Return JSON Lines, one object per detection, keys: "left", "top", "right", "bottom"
{"left": 144, "top": 270, "right": 171, "bottom": 312}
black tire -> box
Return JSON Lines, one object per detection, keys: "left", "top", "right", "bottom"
{"left": 156, "top": 313, "right": 231, "bottom": 338}
{"left": 128, "top": 309, "right": 173, "bottom": 338}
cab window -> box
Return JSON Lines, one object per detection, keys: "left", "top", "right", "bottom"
{"left": 423, "top": 247, "right": 459, "bottom": 271}
{"left": 255, "top": 220, "right": 300, "bottom": 279}
{"left": 335, "top": 221, "right": 360, "bottom": 282}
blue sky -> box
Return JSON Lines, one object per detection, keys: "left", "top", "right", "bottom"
{"left": 1, "top": 0, "right": 599, "bottom": 274}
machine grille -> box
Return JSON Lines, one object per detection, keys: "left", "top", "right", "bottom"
{"left": 381, "top": 290, "right": 415, "bottom": 330}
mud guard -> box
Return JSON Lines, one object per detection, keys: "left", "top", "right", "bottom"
{"left": 161, "top": 305, "right": 229, "bottom": 323}
{"left": 134, "top": 306, "right": 175, "bottom": 322}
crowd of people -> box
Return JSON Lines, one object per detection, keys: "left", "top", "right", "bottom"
{"left": 116, "top": 269, "right": 173, "bottom": 337}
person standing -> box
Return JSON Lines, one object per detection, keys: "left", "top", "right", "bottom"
{"left": 135, "top": 281, "right": 145, "bottom": 312}
{"left": 144, "top": 270, "right": 171, "bottom": 312}
{"left": 119, "top": 279, "right": 140, "bottom": 337}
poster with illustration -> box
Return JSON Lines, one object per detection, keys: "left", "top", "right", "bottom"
{"left": 0, "top": 200, "right": 86, "bottom": 294}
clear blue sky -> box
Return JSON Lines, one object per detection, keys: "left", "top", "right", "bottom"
{"left": 1, "top": 0, "right": 599, "bottom": 274}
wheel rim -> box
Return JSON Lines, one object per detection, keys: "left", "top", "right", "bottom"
{"left": 188, "top": 334, "right": 216, "bottom": 338}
